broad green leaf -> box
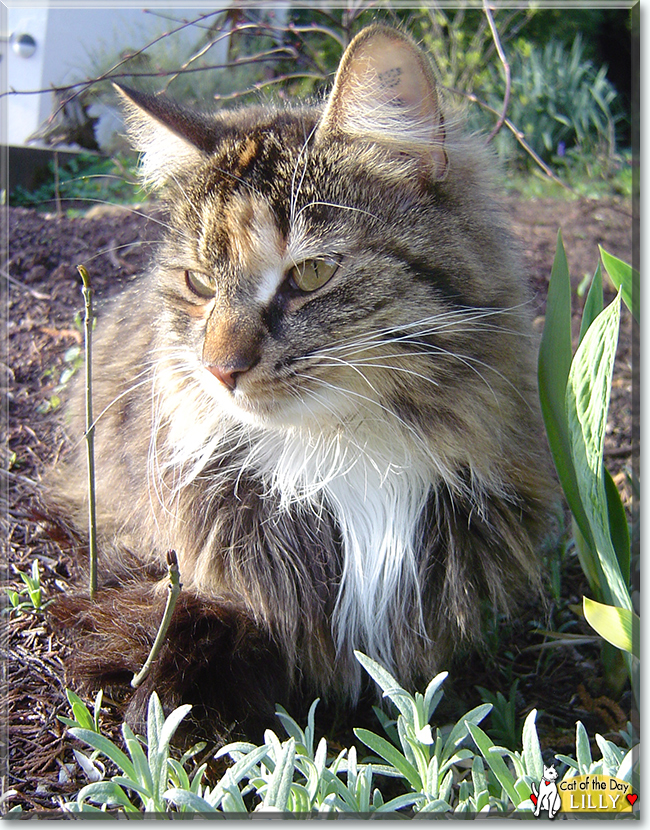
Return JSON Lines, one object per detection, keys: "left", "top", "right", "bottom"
{"left": 354, "top": 651, "right": 415, "bottom": 724}
{"left": 583, "top": 597, "right": 640, "bottom": 658}
{"left": 417, "top": 798, "right": 452, "bottom": 813}
{"left": 423, "top": 671, "right": 448, "bottom": 721}
{"left": 121, "top": 724, "right": 153, "bottom": 796}
{"left": 264, "top": 738, "right": 295, "bottom": 810}
{"left": 275, "top": 705, "right": 306, "bottom": 748}
{"left": 354, "top": 728, "right": 422, "bottom": 790}
{"left": 616, "top": 747, "right": 639, "bottom": 784}
{"left": 215, "top": 741, "right": 257, "bottom": 759}
{"left": 600, "top": 247, "right": 639, "bottom": 323}
{"left": 595, "top": 734, "right": 624, "bottom": 772}
{"left": 467, "top": 724, "right": 520, "bottom": 808}
{"left": 220, "top": 775, "right": 248, "bottom": 812}
{"left": 489, "top": 745, "right": 525, "bottom": 779}
{"left": 397, "top": 717, "right": 422, "bottom": 773}
{"left": 208, "top": 744, "right": 269, "bottom": 808}
{"left": 146, "top": 692, "right": 164, "bottom": 756}
{"left": 426, "top": 754, "right": 439, "bottom": 799}
{"left": 439, "top": 769, "right": 454, "bottom": 804}
{"left": 538, "top": 231, "right": 594, "bottom": 547}
{"left": 65, "top": 689, "right": 95, "bottom": 731}
{"left": 521, "top": 709, "right": 543, "bottom": 781}
{"left": 515, "top": 777, "right": 534, "bottom": 802}
{"left": 288, "top": 782, "right": 312, "bottom": 813}
{"left": 77, "top": 781, "right": 139, "bottom": 812}
{"left": 579, "top": 263, "right": 603, "bottom": 342}
{"left": 471, "top": 756, "right": 488, "bottom": 801}
{"left": 224, "top": 743, "right": 269, "bottom": 784}
{"left": 441, "top": 703, "right": 492, "bottom": 762}
{"left": 572, "top": 518, "right": 602, "bottom": 598}
{"left": 604, "top": 466, "right": 631, "bottom": 583}
{"left": 164, "top": 787, "right": 218, "bottom": 812}
{"left": 575, "top": 721, "right": 592, "bottom": 773}
{"left": 566, "top": 293, "right": 630, "bottom": 610}
{"left": 375, "top": 793, "right": 425, "bottom": 812}
{"left": 69, "top": 727, "right": 137, "bottom": 781}
{"left": 305, "top": 697, "right": 319, "bottom": 757}
{"left": 167, "top": 758, "right": 191, "bottom": 791}
{"left": 158, "top": 703, "right": 192, "bottom": 754}
{"left": 112, "top": 775, "right": 155, "bottom": 800}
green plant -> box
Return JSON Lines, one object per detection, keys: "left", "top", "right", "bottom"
{"left": 487, "top": 37, "right": 622, "bottom": 167}
{"left": 9, "top": 153, "right": 143, "bottom": 211}
{"left": 538, "top": 234, "right": 639, "bottom": 703}
{"left": 59, "top": 652, "right": 639, "bottom": 815}
{"left": 5, "top": 560, "right": 51, "bottom": 615}
{"left": 476, "top": 681, "right": 522, "bottom": 750}
{"left": 61, "top": 691, "right": 205, "bottom": 814}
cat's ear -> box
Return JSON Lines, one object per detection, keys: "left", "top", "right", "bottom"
{"left": 114, "top": 84, "right": 216, "bottom": 187}
{"left": 316, "top": 25, "right": 447, "bottom": 179}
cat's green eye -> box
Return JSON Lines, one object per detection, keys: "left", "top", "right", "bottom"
{"left": 288, "top": 259, "right": 339, "bottom": 293}
{"left": 185, "top": 269, "right": 216, "bottom": 300}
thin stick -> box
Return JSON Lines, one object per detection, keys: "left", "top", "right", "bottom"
{"left": 483, "top": 0, "right": 511, "bottom": 144}
{"left": 77, "top": 265, "right": 97, "bottom": 599}
{"left": 53, "top": 151, "right": 62, "bottom": 218}
{"left": 131, "top": 550, "right": 181, "bottom": 689}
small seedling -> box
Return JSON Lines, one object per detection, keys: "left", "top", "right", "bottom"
{"left": 5, "top": 560, "right": 51, "bottom": 615}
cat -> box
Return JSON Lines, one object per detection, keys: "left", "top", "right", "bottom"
{"left": 47, "top": 24, "right": 558, "bottom": 741}
{"left": 531, "top": 764, "right": 562, "bottom": 818}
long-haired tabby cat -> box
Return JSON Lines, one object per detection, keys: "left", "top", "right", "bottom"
{"left": 49, "top": 24, "right": 557, "bottom": 740}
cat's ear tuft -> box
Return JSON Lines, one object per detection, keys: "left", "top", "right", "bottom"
{"left": 114, "top": 84, "right": 215, "bottom": 188}
{"left": 316, "top": 25, "right": 447, "bottom": 180}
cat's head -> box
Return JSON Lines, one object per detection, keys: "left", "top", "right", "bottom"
{"left": 118, "top": 25, "right": 525, "bottom": 455}
{"left": 543, "top": 764, "right": 558, "bottom": 781}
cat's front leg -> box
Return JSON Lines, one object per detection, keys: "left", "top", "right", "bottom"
{"left": 549, "top": 791, "right": 561, "bottom": 819}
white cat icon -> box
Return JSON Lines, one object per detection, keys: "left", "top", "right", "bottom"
{"left": 530, "top": 764, "right": 562, "bottom": 818}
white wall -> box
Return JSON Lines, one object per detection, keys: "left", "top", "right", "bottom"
{"left": 3, "top": 5, "right": 227, "bottom": 147}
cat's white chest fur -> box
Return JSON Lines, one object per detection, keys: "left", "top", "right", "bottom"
{"left": 157, "top": 370, "right": 439, "bottom": 693}
{"left": 250, "top": 421, "right": 434, "bottom": 687}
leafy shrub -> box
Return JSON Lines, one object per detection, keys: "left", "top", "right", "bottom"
{"left": 488, "top": 37, "right": 622, "bottom": 166}
{"left": 9, "top": 153, "right": 142, "bottom": 211}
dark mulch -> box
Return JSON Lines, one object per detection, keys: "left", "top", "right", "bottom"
{"left": 1, "top": 193, "right": 637, "bottom": 813}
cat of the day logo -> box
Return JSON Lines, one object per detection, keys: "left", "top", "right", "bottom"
{"left": 530, "top": 766, "right": 637, "bottom": 817}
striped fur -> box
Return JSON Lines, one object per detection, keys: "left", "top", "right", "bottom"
{"left": 48, "top": 25, "right": 558, "bottom": 738}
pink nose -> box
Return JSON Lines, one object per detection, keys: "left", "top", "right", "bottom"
{"left": 205, "top": 352, "right": 260, "bottom": 390}
{"left": 206, "top": 365, "right": 241, "bottom": 390}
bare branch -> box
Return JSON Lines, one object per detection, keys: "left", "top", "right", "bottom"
{"left": 444, "top": 84, "right": 568, "bottom": 189}
{"left": 483, "top": 0, "right": 511, "bottom": 144}
{"left": 213, "top": 72, "right": 326, "bottom": 103}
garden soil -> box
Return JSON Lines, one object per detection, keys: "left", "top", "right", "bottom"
{"left": 2, "top": 194, "right": 637, "bottom": 813}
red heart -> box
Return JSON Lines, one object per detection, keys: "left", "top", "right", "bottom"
{"left": 530, "top": 793, "right": 538, "bottom": 806}
{"left": 627, "top": 793, "right": 638, "bottom": 806}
